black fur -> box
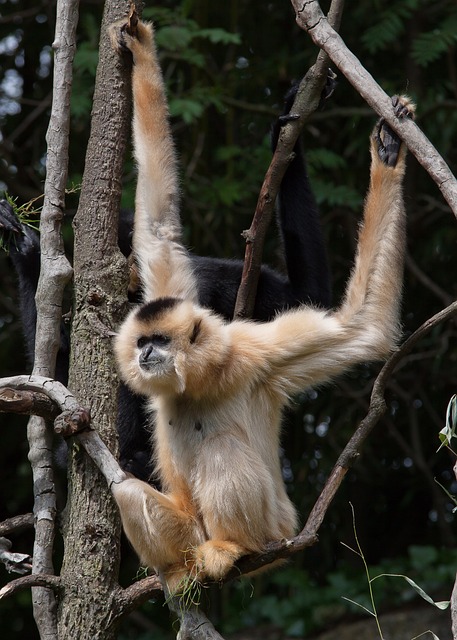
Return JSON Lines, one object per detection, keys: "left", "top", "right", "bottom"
{"left": 136, "top": 297, "right": 181, "bottom": 323}
{"left": 1, "top": 77, "right": 333, "bottom": 480}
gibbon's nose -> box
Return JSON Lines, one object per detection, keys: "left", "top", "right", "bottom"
{"left": 139, "top": 345, "right": 153, "bottom": 364}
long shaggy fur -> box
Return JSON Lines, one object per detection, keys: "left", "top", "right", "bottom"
{"left": 109, "top": 15, "right": 414, "bottom": 592}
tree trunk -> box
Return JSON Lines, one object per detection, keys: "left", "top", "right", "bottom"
{"left": 57, "top": 1, "right": 132, "bottom": 637}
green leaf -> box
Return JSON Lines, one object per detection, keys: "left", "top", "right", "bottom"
{"left": 411, "top": 12, "right": 457, "bottom": 66}
{"left": 437, "top": 394, "right": 457, "bottom": 450}
{"left": 155, "top": 25, "right": 194, "bottom": 51}
{"left": 195, "top": 28, "right": 241, "bottom": 45}
{"left": 371, "top": 574, "right": 450, "bottom": 610}
{"left": 168, "top": 97, "right": 205, "bottom": 124}
{"left": 73, "top": 44, "right": 99, "bottom": 75}
{"left": 341, "top": 596, "right": 375, "bottom": 617}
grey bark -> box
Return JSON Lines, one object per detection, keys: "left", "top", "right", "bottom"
{"left": 56, "top": 0, "right": 132, "bottom": 637}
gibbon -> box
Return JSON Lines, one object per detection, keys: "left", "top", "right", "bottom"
{"left": 109, "top": 14, "right": 414, "bottom": 592}
{"left": 0, "top": 33, "right": 332, "bottom": 483}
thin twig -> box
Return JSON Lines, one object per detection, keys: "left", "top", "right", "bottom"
{"left": 0, "top": 574, "right": 62, "bottom": 600}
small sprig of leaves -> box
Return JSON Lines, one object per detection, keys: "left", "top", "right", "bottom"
{"left": 4, "top": 192, "right": 43, "bottom": 231}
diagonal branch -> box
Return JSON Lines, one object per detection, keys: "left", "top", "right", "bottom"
{"left": 290, "top": 0, "right": 457, "bottom": 217}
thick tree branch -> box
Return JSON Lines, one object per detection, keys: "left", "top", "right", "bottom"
{"left": 233, "top": 0, "right": 344, "bottom": 319}
{"left": 290, "top": 0, "right": 457, "bottom": 217}
{"left": 0, "top": 388, "right": 60, "bottom": 421}
{"left": 0, "top": 376, "right": 127, "bottom": 489}
{"left": 111, "top": 575, "right": 163, "bottom": 620}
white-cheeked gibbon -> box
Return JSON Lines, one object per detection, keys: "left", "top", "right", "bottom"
{"left": 109, "top": 13, "right": 415, "bottom": 592}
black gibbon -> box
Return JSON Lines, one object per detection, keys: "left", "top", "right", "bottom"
{"left": 0, "top": 35, "right": 332, "bottom": 480}
{"left": 109, "top": 15, "right": 414, "bottom": 592}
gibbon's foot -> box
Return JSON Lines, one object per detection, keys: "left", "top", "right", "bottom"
{"left": 375, "top": 94, "right": 415, "bottom": 168}
{"left": 192, "top": 539, "right": 246, "bottom": 582}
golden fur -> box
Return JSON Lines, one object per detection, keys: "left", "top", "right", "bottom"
{"left": 109, "top": 16, "right": 415, "bottom": 592}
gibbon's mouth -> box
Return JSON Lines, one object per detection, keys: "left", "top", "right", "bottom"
{"left": 139, "top": 359, "right": 163, "bottom": 372}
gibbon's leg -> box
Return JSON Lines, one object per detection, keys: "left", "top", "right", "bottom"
{"left": 111, "top": 478, "right": 206, "bottom": 591}
{"left": 109, "top": 14, "right": 198, "bottom": 303}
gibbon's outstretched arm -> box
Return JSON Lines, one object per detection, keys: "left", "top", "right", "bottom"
{"left": 111, "top": 13, "right": 414, "bottom": 594}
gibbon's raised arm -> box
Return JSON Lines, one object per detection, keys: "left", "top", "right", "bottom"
{"left": 110, "top": 16, "right": 198, "bottom": 304}
{"left": 225, "top": 102, "right": 413, "bottom": 395}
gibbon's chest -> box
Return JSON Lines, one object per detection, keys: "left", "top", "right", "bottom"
{"left": 153, "top": 389, "right": 283, "bottom": 478}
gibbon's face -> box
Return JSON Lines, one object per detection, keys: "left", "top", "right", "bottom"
{"left": 114, "top": 297, "right": 209, "bottom": 396}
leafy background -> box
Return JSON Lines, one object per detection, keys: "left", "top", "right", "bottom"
{"left": 0, "top": 0, "right": 456, "bottom": 637}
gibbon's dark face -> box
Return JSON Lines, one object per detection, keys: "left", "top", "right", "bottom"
{"left": 114, "top": 297, "right": 209, "bottom": 396}
{"left": 137, "top": 333, "right": 171, "bottom": 370}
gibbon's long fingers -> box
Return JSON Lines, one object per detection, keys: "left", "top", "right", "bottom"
{"left": 337, "top": 95, "right": 415, "bottom": 341}
{"left": 110, "top": 17, "right": 198, "bottom": 302}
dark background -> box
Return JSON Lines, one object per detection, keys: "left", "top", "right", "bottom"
{"left": 0, "top": 0, "right": 456, "bottom": 637}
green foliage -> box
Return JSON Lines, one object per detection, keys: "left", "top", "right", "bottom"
{"left": 220, "top": 546, "right": 457, "bottom": 637}
{"left": 411, "top": 8, "right": 457, "bottom": 66}
{"left": 361, "top": 0, "right": 418, "bottom": 53}
{"left": 438, "top": 394, "right": 457, "bottom": 451}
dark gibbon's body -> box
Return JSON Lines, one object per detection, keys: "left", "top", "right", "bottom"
{"left": 0, "top": 45, "right": 332, "bottom": 480}
{"left": 109, "top": 15, "right": 414, "bottom": 592}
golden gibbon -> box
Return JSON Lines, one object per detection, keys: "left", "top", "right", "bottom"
{"left": 109, "top": 12, "right": 415, "bottom": 593}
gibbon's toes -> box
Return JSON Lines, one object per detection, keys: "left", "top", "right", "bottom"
{"left": 375, "top": 94, "right": 415, "bottom": 168}
{"left": 392, "top": 94, "right": 416, "bottom": 120}
{"left": 193, "top": 540, "right": 245, "bottom": 581}
{"left": 163, "top": 563, "right": 192, "bottom": 596}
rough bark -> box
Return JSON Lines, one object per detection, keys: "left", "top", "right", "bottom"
{"left": 56, "top": 0, "right": 132, "bottom": 637}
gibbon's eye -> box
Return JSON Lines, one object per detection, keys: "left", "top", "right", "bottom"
{"left": 137, "top": 334, "right": 171, "bottom": 349}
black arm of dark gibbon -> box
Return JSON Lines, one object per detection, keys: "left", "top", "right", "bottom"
{"left": 192, "top": 77, "right": 333, "bottom": 321}
{"left": 0, "top": 80, "right": 332, "bottom": 478}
